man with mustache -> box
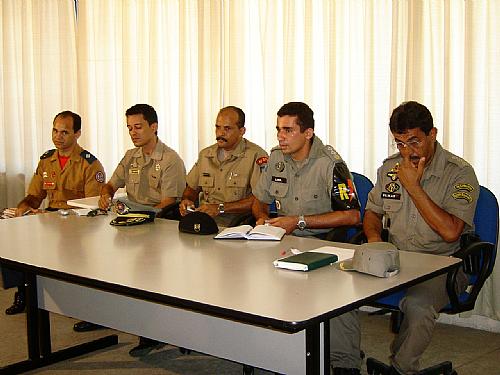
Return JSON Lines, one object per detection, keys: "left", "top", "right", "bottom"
{"left": 363, "top": 101, "right": 479, "bottom": 374}
{"left": 179, "top": 106, "right": 268, "bottom": 227}
{"left": 252, "top": 101, "right": 362, "bottom": 375}
{"left": 2, "top": 110, "right": 105, "bottom": 315}
{"left": 77, "top": 103, "right": 186, "bottom": 357}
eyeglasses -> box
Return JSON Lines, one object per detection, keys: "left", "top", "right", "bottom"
{"left": 391, "top": 139, "right": 423, "bottom": 150}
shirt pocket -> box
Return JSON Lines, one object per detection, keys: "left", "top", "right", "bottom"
{"left": 149, "top": 171, "right": 161, "bottom": 190}
{"left": 383, "top": 199, "right": 403, "bottom": 213}
{"left": 303, "top": 188, "right": 324, "bottom": 204}
{"left": 127, "top": 170, "right": 140, "bottom": 184}
{"left": 200, "top": 175, "right": 215, "bottom": 188}
{"left": 270, "top": 181, "right": 289, "bottom": 198}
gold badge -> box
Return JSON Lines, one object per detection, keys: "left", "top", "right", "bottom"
{"left": 452, "top": 191, "right": 473, "bottom": 203}
{"left": 275, "top": 162, "right": 285, "bottom": 172}
{"left": 387, "top": 163, "right": 399, "bottom": 181}
{"left": 385, "top": 182, "right": 400, "bottom": 193}
{"left": 454, "top": 183, "right": 474, "bottom": 192}
{"left": 155, "top": 163, "right": 161, "bottom": 171}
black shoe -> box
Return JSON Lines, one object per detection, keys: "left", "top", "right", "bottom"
{"left": 5, "top": 290, "right": 26, "bottom": 315}
{"left": 129, "top": 337, "right": 165, "bottom": 357}
{"left": 73, "top": 321, "right": 105, "bottom": 332}
{"left": 366, "top": 357, "right": 392, "bottom": 375}
{"left": 332, "top": 367, "right": 361, "bottom": 375}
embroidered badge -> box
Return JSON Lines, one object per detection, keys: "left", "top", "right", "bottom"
{"left": 385, "top": 182, "right": 400, "bottom": 193}
{"left": 95, "top": 171, "right": 105, "bottom": 183}
{"left": 387, "top": 163, "right": 399, "bottom": 181}
{"left": 452, "top": 191, "right": 473, "bottom": 203}
{"left": 275, "top": 161, "right": 285, "bottom": 172}
{"left": 256, "top": 156, "right": 268, "bottom": 166}
{"left": 43, "top": 181, "right": 55, "bottom": 189}
{"left": 454, "top": 183, "right": 474, "bottom": 192}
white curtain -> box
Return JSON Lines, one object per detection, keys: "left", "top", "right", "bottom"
{"left": 1, "top": 0, "right": 499, "bottom": 319}
{"left": 0, "top": 0, "right": 78, "bottom": 207}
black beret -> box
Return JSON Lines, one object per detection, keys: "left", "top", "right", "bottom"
{"left": 178, "top": 212, "right": 219, "bottom": 235}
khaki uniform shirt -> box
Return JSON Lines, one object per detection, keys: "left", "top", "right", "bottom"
{"left": 186, "top": 139, "right": 268, "bottom": 204}
{"left": 27, "top": 144, "right": 105, "bottom": 209}
{"left": 253, "top": 136, "right": 359, "bottom": 236}
{"left": 366, "top": 142, "right": 479, "bottom": 255}
{"left": 109, "top": 139, "right": 186, "bottom": 206}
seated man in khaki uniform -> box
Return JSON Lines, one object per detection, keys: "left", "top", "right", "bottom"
{"left": 363, "top": 101, "right": 479, "bottom": 374}
{"left": 73, "top": 104, "right": 186, "bottom": 357}
{"left": 252, "top": 102, "right": 362, "bottom": 375}
{"left": 179, "top": 106, "right": 268, "bottom": 227}
{"left": 1, "top": 110, "right": 105, "bottom": 315}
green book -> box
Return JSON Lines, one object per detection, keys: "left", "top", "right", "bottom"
{"left": 273, "top": 251, "right": 339, "bottom": 272}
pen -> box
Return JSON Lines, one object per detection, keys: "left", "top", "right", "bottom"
{"left": 22, "top": 209, "right": 31, "bottom": 216}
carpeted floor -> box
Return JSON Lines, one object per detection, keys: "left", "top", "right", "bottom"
{"left": 1, "top": 288, "right": 499, "bottom": 374}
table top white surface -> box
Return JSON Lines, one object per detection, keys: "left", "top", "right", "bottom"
{"left": 0, "top": 213, "right": 459, "bottom": 331}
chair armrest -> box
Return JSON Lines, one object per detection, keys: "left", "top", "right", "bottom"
{"left": 445, "top": 240, "right": 495, "bottom": 314}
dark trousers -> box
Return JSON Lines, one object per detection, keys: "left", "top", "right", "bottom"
{"left": 1, "top": 265, "right": 24, "bottom": 289}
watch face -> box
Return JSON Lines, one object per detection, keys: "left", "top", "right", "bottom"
{"left": 298, "top": 219, "right": 306, "bottom": 230}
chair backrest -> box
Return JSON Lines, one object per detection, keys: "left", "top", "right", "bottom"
{"left": 473, "top": 186, "right": 499, "bottom": 274}
{"left": 351, "top": 172, "right": 374, "bottom": 220}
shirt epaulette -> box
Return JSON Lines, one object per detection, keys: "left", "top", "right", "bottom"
{"left": 448, "top": 154, "right": 472, "bottom": 168}
{"left": 322, "top": 145, "right": 343, "bottom": 162}
{"left": 40, "top": 149, "right": 56, "bottom": 160}
{"left": 270, "top": 145, "right": 281, "bottom": 153}
{"left": 383, "top": 152, "right": 400, "bottom": 164}
{"left": 80, "top": 150, "right": 97, "bottom": 164}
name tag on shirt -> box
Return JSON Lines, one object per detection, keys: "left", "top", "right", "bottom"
{"left": 272, "top": 176, "right": 287, "bottom": 183}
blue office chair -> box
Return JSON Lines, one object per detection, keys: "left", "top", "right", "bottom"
{"left": 325, "top": 171, "right": 374, "bottom": 242}
{"left": 366, "top": 186, "right": 499, "bottom": 375}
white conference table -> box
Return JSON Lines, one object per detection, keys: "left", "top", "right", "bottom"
{"left": 0, "top": 213, "right": 460, "bottom": 374}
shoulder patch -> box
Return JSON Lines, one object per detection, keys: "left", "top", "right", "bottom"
{"left": 80, "top": 150, "right": 97, "bottom": 164}
{"left": 256, "top": 156, "right": 268, "bottom": 166}
{"left": 323, "top": 145, "right": 343, "bottom": 162}
{"left": 40, "top": 149, "right": 56, "bottom": 160}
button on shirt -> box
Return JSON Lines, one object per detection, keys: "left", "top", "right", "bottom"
{"left": 27, "top": 144, "right": 105, "bottom": 209}
{"left": 109, "top": 139, "right": 186, "bottom": 206}
{"left": 365, "top": 142, "right": 479, "bottom": 255}
{"left": 186, "top": 138, "right": 268, "bottom": 204}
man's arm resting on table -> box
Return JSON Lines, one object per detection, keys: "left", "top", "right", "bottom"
{"left": 261, "top": 209, "right": 360, "bottom": 235}
{"left": 179, "top": 185, "right": 200, "bottom": 215}
{"left": 252, "top": 199, "right": 270, "bottom": 225}
{"left": 15, "top": 195, "right": 44, "bottom": 216}
{"left": 196, "top": 195, "right": 256, "bottom": 217}
{"left": 99, "top": 183, "right": 118, "bottom": 210}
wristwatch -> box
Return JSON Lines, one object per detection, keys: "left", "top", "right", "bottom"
{"left": 218, "top": 203, "right": 225, "bottom": 214}
{"left": 297, "top": 215, "right": 307, "bottom": 230}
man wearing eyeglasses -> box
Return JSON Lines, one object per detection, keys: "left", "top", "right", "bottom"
{"left": 363, "top": 101, "right": 479, "bottom": 374}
